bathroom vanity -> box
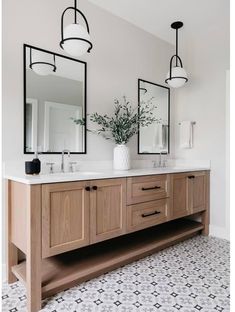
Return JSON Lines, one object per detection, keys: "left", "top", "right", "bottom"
{"left": 5, "top": 167, "right": 209, "bottom": 312}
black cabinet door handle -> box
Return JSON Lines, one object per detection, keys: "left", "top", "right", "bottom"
{"left": 142, "top": 186, "right": 161, "bottom": 191}
{"left": 92, "top": 186, "right": 98, "bottom": 191}
{"left": 142, "top": 211, "right": 161, "bottom": 218}
{"left": 85, "top": 186, "right": 91, "bottom": 191}
{"left": 188, "top": 175, "right": 195, "bottom": 179}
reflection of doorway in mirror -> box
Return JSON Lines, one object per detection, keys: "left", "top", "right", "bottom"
{"left": 44, "top": 101, "right": 83, "bottom": 152}
{"left": 25, "top": 98, "right": 38, "bottom": 153}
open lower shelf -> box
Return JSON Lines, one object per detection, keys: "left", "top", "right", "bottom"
{"left": 12, "top": 219, "right": 204, "bottom": 299}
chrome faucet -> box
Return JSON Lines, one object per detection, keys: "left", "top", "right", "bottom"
{"left": 152, "top": 151, "right": 167, "bottom": 168}
{"left": 61, "top": 149, "right": 70, "bottom": 172}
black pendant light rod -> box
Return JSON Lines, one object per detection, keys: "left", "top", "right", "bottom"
{"left": 74, "top": 0, "right": 77, "bottom": 24}
{"left": 175, "top": 28, "right": 178, "bottom": 66}
{"left": 30, "top": 47, "right": 32, "bottom": 66}
{"left": 53, "top": 54, "right": 56, "bottom": 69}
{"left": 171, "top": 21, "right": 183, "bottom": 67}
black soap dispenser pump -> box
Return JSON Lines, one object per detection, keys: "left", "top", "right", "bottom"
{"left": 25, "top": 151, "right": 41, "bottom": 175}
{"left": 32, "top": 151, "right": 41, "bottom": 174}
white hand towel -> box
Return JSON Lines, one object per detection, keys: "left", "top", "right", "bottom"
{"left": 162, "top": 124, "right": 168, "bottom": 149}
{"left": 180, "top": 121, "right": 193, "bottom": 149}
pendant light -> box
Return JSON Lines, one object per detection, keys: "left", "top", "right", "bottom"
{"left": 60, "top": 0, "right": 93, "bottom": 57}
{"left": 29, "top": 48, "right": 56, "bottom": 76}
{"left": 165, "top": 21, "right": 188, "bottom": 88}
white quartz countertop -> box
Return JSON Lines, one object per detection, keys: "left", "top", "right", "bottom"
{"left": 4, "top": 166, "right": 210, "bottom": 185}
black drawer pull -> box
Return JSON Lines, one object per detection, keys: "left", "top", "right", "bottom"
{"left": 92, "top": 186, "right": 98, "bottom": 191}
{"left": 188, "top": 175, "right": 195, "bottom": 179}
{"left": 142, "top": 211, "right": 161, "bottom": 218}
{"left": 142, "top": 186, "right": 161, "bottom": 191}
{"left": 85, "top": 186, "right": 91, "bottom": 191}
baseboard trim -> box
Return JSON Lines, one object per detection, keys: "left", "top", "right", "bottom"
{"left": 209, "top": 225, "right": 230, "bottom": 241}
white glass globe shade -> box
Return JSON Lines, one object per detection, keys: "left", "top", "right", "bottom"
{"left": 31, "top": 63, "right": 54, "bottom": 76}
{"left": 166, "top": 66, "right": 188, "bottom": 88}
{"left": 63, "top": 24, "right": 91, "bottom": 57}
{"left": 31, "top": 51, "right": 54, "bottom": 76}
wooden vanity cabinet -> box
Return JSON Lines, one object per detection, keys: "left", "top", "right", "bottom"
{"left": 188, "top": 171, "right": 208, "bottom": 214}
{"left": 171, "top": 171, "right": 208, "bottom": 219}
{"left": 42, "top": 178, "right": 127, "bottom": 257}
{"left": 171, "top": 173, "right": 190, "bottom": 219}
{"left": 42, "top": 181, "right": 90, "bottom": 258}
{"left": 90, "top": 178, "right": 126, "bottom": 243}
{"left": 6, "top": 170, "right": 210, "bottom": 312}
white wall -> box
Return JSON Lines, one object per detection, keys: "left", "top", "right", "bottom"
{"left": 226, "top": 70, "right": 230, "bottom": 239}
{"left": 2, "top": 0, "right": 174, "bottom": 164}
{"left": 173, "top": 6, "right": 230, "bottom": 239}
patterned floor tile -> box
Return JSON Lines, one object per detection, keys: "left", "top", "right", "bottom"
{"left": 1, "top": 235, "right": 230, "bottom": 312}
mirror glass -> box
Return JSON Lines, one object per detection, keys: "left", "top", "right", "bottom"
{"left": 138, "top": 79, "right": 170, "bottom": 154}
{"left": 24, "top": 44, "right": 86, "bottom": 154}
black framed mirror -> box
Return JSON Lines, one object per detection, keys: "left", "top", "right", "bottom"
{"left": 138, "top": 79, "right": 170, "bottom": 154}
{"left": 24, "top": 44, "right": 87, "bottom": 154}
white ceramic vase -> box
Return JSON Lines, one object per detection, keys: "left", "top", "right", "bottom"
{"left": 113, "top": 144, "right": 131, "bottom": 170}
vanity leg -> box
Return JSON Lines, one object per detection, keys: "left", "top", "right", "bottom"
{"left": 6, "top": 180, "right": 18, "bottom": 283}
{"left": 26, "top": 185, "right": 42, "bottom": 312}
{"left": 7, "top": 243, "right": 18, "bottom": 283}
{"left": 201, "top": 210, "right": 209, "bottom": 235}
{"left": 202, "top": 172, "right": 210, "bottom": 236}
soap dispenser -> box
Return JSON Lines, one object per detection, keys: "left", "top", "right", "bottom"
{"left": 32, "top": 151, "right": 41, "bottom": 174}
{"left": 25, "top": 151, "right": 41, "bottom": 175}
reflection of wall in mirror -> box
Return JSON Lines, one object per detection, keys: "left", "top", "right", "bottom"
{"left": 26, "top": 69, "right": 84, "bottom": 152}
{"left": 25, "top": 98, "right": 38, "bottom": 152}
{"left": 139, "top": 83, "right": 168, "bottom": 153}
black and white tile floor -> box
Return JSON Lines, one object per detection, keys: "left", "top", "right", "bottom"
{"left": 2, "top": 235, "right": 230, "bottom": 312}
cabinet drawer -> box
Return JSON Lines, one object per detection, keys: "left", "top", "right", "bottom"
{"left": 127, "top": 199, "right": 169, "bottom": 233}
{"left": 127, "top": 175, "right": 170, "bottom": 205}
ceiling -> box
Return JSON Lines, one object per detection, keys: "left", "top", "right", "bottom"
{"left": 88, "top": 0, "right": 229, "bottom": 44}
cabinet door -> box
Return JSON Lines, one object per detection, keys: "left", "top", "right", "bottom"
{"left": 42, "top": 181, "right": 90, "bottom": 258}
{"left": 188, "top": 171, "right": 208, "bottom": 213}
{"left": 171, "top": 173, "right": 190, "bottom": 219}
{"left": 90, "top": 178, "right": 127, "bottom": 243}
